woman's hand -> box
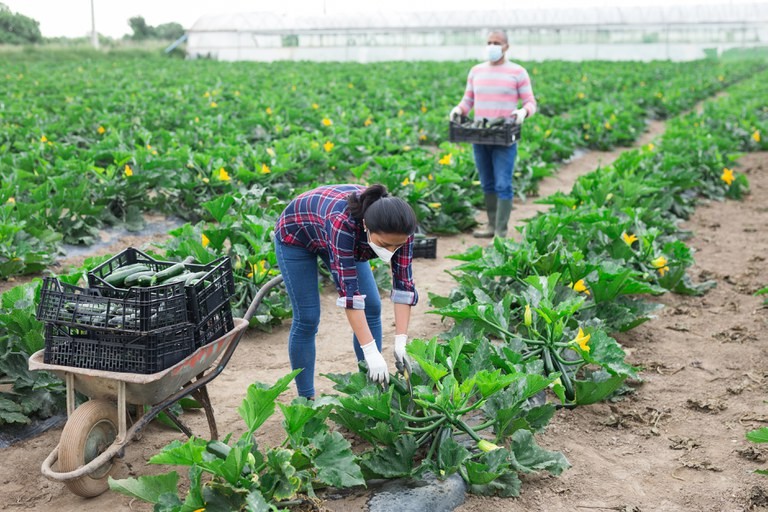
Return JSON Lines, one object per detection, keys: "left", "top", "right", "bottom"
{"left": 394, "top": 334, "right": 408, "bottom": 365}
{"left": 361, "top": 341, "right": 389, "bottom": 385}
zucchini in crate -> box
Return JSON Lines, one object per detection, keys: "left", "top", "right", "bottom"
{"left": 123, "top": 271, "right": 156, "bottom": 288}
{"left": 104, "top": 264, "right": 151, "bottom": 287}
{"left": 153, "top": 256, "right": 196, "bottom": 283}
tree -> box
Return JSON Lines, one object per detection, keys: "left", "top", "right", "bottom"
{"left": 128, "top": 16, "right": 184, "bottom": 41}
{"left": 154, "top": 22, "right": 184, "bottom": 41}
{"left": 128, "top": 16, "right": 154, "bottom": 40}
{"left": 0, "top": 3, "right": 43, "bottom": 44}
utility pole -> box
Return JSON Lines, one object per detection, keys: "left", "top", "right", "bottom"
{"left": 90, "top": 0, "right": 99, "bottom": 49}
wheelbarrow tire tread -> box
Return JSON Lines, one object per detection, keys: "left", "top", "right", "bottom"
{"left": 59, "top": 399, "right": 118, "bottom": 498}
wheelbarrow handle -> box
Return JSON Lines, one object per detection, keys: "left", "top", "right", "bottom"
{"left": 243, "top": 274, "right": 284, "bottom": 323}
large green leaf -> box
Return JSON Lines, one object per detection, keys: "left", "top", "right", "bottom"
{"left": 311, "top": 431, "right": 365, "bottom": 487}
{"left": 108, "top": 472, "right": 180, "bottom": 504}
{"left": 239, "top": 370, "right": 301, "bottom": 439}
{"left": 203, "top": 195, "right": 235, "bottom": 223}
{"left": 436, "top": 435, "right": 470, "bottom": 477}
{"left": 149, "top": 438, "right": 207, "bottom": 466}
{"left": 509, "top": 429, "right": 570, "bottom": 475}
{"left": 362, "top": 435, "right": 418, "bottom": 478}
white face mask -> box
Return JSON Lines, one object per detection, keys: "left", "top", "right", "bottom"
{"left": 486, "top": 44, "right": 504, "bottom": 63}
{"left": 367, "top": 231, "right": 396, "bottom": 264}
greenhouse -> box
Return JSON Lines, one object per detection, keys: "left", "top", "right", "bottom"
{"left": 186, "top": 2, "right": 768, "bottom": 62}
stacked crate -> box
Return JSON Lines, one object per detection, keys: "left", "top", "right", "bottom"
{"left": 36, "top": 248, "right": 235, "bottom": 374}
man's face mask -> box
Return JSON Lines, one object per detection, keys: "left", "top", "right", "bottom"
{"left": 486, "top": 43, "right": 503, "bottom": 63}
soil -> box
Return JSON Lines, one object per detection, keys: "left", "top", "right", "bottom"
{"left": 2, "top": 123, "right": 768, "bottom": 512}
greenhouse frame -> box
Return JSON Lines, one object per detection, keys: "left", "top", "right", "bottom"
{"left": 186, "top": 2, "right": 768, "bottom": 62}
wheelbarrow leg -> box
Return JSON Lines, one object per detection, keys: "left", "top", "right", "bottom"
{"left": 193, "top": 380, "right": 218, "bottom": 440}
{"left": 162, "top": 409, "right": 194, "bottom": 438}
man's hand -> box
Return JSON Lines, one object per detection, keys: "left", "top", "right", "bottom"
{"left": 394, "top": 334, "right": 408, "bottom": 365}
{"left": 361, "top": 341, "right": 389, "bottom": 385}
{"left": 449, "top": 106, "right": 463, "bottom": 122}
{"left": 513, "top": 108, "right": 528, "bottom": 125}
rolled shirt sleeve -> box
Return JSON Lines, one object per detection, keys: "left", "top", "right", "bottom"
{"left": 390, "top": 235, "right": 419, "bottom": 306}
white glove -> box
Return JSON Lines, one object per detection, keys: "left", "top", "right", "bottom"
{"left": 361, "top": 341, "right": 389, "bottom": 385}
{"left": 394, "top": 334, "right": 408, "bottom": 365}
{"left": 513, "top": 108, "right": 528, "bottom": 125}
{"left": 449, "top": 106, "right": 463, "bottom": 122}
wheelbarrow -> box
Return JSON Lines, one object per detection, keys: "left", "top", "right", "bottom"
{"left": 27, "top": 275, "right": 284, "bottom": 498}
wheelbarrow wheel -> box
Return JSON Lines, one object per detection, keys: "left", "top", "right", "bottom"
{"left": 58, "top": 399, "right": 119, "bottom": 497}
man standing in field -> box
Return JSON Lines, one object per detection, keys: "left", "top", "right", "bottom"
{"left": 449, "top": 29, "right": 537, "bottom": 238}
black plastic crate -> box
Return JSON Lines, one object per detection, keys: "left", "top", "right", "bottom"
{"left": 87, "top": 248, "right": 236, "bottom": 325}
{"left": 43, "top": 323, "right": 196, "bottom": 374}
{"left": 448, "top": 116, "right": 521, "bottom": 146}
{"left": 194, "top": 301, "right": 235, "bottom": 348}
{"left": 413, "top": 236, "right": 437, "bottom": 259}
{"left": 37, "top": 277, "right": 188, "bottom": 333}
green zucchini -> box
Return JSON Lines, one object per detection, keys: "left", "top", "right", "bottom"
{"left": 206, "top": 440, "right": 231, "bottom": 459}
{"left": 104, "top": 265, "right": 151, "bottom": 287}
{"left": 123, "top": 271, "right": 156, "bottom": 288}
{"left": 136, "top": 274, "right": 157, "bottom": 287}
{"left": 156, "top": 271, "right": 192, "bottom": 285}
{"left": 108, "top": 313, "right": 137, "bottom": 328}
{"left": 154, "top": 256, "right": 195, "bottom": 283}
{"left": 184, "top": 271, "right": 209, "bottom": 286}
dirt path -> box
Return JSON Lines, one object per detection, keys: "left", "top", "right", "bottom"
{"left": 5, "top": 125, "right": 768, "bottom": 512}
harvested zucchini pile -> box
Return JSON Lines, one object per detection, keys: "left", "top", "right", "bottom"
{"left": 105, "top": 257, "right": 208, "bottom": 289}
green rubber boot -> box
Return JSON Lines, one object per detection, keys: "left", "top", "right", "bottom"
{"left": 473, "top": 194, "right": 497, "bottom": 238}
{"left": 495, "top": 199, "right": 513, "bottom": 238}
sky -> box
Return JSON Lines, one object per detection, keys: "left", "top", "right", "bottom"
{"left": 3, "top": 0, "right": 747, "bottom": 39}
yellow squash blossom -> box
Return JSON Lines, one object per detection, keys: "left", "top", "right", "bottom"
{"left": 577, "top": 92, "right": 585, "bottom": 99}
{"left": 621, "top": 232, "right": 638, "bottom": 246}
{"left": 364, "top": 117, "right": 373, "bottom": 127}
{"left": 570, "top": 279, "right": 590, "bottom": 295}
{"left": 428, "top": 202, "right": 441, "bottom": 209}
{"left": 97, "top": 126, "right": 105, "bottom": 134}
{"left": 266, "top": 107, "right": 272, "bottom": 115}
{"left": 651, "top": 255, "right": 669, "bottom": 276}
{"left": 261, "top": 163, "right": 271, "bottom": 174}
{"left": 421, "top": 105, "right": 427, "bottom": 113}
{"left": 721, "top": 168, "right": 734, "bottom": 186}
{"left": 571, "top": 327, "right": 591, "bottom": 352}
{"left": 124, "top": 164, "right": 133, "bottom": 177}
{"left": 438, "top": 154, "right": 452, "bottom": 165}
{"left": 312, "top": 103, "right": 319, "bottom": 109}
{"left": 604, "top": 122, "right": 612, "bottom": 130}
{"left": 752, "top": 130, "right": 761, "bottom": 143}
{"left": 323, "top": 141, "right": 334, "bottom": 152}
{"left": 202, "top": 234, "right": 210, "bottom": 248}
{"left": 7, "top": 197, "right": 15, "bottom": 204}
{"left": 401, "top": 177, "right": 410, "bottom": 186}
{"left": 218, "top": 167, "right": 230, "bottom": 181}
{"left": 477, "top": 439, "right": 501, "bottom": 452}
{"left": 209, "top": 101, "right": 217, "bottom": 108}
{"left": 524, "top": 304, "right": 532, "bottom": 326}
{"left": 40, "top": 135, "right": 48, "bottom": 142}
{"left": 322, "top": 117, "right": 332, "bottom": 127}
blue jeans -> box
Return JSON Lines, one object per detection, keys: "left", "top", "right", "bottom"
{"left": 473, "top": 143, "right": 518, "bottom": 200}
{"left": 274, "top": 240, "right": 382, "bottom": 398}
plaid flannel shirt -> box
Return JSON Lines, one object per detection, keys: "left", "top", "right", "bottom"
{"left": 275, "top": 184, "right": 418, "bottom": 310}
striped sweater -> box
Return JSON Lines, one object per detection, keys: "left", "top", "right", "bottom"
{"left": 458, "top": 60, "right": 537, "bottom": 121}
